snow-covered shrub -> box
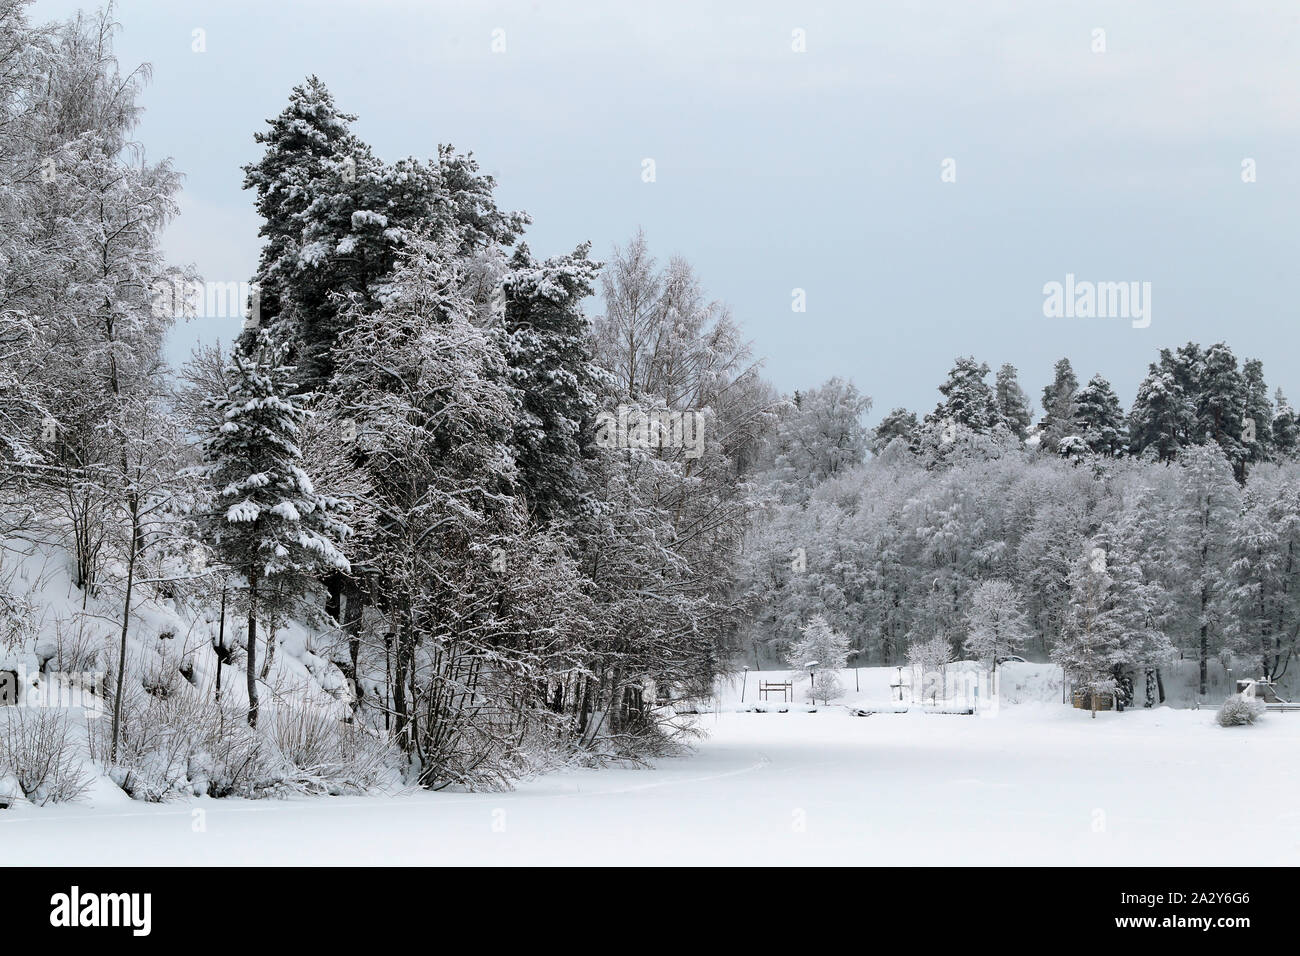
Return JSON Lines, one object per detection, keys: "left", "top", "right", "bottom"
{"left": 808, "top": 669, "right": 843, "bottom": 703}
{"left": 0, "top": 708, "right": 92, "bottom": 805}
{"left": 98, "top": 678, "right": 279, "bottom": 800}
{"left": 195, "top": 712, "right": 278, "bottom": 798}
{"left": 98, "top": 680, "right": 200, "bottom": 800}
{"left": 1216, "top": 694, "right": 1266, "bottom": 727}
{"left": 47, "top": 613, "right": 104, "bottom": 675}
{"left": 268, "top": 705, "right": 393, "bottom": 794}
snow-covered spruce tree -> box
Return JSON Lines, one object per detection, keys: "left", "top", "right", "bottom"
{"left": 202, "top": 330, "right": 351, "bottom": 727}
{"left": 786, "top": 614, "right": 850, "bottom": 704}
{"left": 964, "top": 580, "right": 1030, "bottom": 669}
{"left": 1241, "top": 359, "right": 1273, "bottom": 466}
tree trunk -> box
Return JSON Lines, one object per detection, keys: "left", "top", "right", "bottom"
{"left": 215, "top": 588, "right": 226, "bottom": 702}
{"left": 260, "top": 622, "right": 276, "bottom": 680}
{"left": 110, "top": 512, "right": 139, "bottom": 762}
{"left": 1199, "top": 585, "right": 1209, "bottom": 696}
{"left": 344, "top": 582, "right": 364, "bottom": 710}
{"left": 247, "top": 567, "right": 259, "bottom": 728}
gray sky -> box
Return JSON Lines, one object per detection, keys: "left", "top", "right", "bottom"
{"left": 33, "top": 0, "right": 1300, "bottom": 423}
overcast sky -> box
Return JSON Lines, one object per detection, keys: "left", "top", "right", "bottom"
{"left": 31, "top": 0, "right": 1300, "bottom": 422}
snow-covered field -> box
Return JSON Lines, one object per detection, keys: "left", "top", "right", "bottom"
{"left": 6, "top": 699, "right": 1297, "bottom": 866}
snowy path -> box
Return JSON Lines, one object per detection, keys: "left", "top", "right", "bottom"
{"left": 5, "top": 705, "right": 1298, "bottom": 865}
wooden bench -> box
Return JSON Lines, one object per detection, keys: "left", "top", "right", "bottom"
{"left": 758, "top": 680, "right": 793, "bottom": 702}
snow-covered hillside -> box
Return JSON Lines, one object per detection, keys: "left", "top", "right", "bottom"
{"left": 1, "top": 540, "right": 387, "bottom": 808}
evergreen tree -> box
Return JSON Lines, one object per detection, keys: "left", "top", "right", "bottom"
{"left": 870, "top": 407, "right": 919, "bottom": 455}
{"left": 1072, "top": 373, "right": 1127, "bottom": 456}
{"left": 1197, "top": 342, "right": 1248, "bottom": 480}
{"left": 242, "top": 75, "right": 359, "bottom": 352}
{"left": 242, "top": 78, "right": 528, "bottom": 392}
{"left": 202, "top": 330, "right": 352, "bottom": 726}
{"left": 1241, "top": 358, "right": 1273, "bottom": 465}
{"left": 1100, "top": 509, "right": 1176, "bottom": 706}
{"left": 1039, "top": 358, "right": 1078, "bottom": 453}
{"left": 929, "top": 356, "right": 996, "bottom": 432}
{"left": 501, "top": 241, "right": 602, "bottom": 522}
{"left": 1128, "top": 362, "right": 1185, "bottom": 461}
{"left": 1273, "top": 388, "right": 1299, "bottom": 460}
{"left": 993, "top": 363, "right": 1033, "bottom": 440}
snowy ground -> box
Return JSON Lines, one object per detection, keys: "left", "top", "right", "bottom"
{"left": 6, "top": 700, "right": 1297, "bottom": 866}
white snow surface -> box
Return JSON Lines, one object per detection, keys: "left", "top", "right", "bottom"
{"left": 5, "top": 701, "right": 1297, "bottom": 865}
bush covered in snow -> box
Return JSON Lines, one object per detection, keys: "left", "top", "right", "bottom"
{"left": 1216, "top": 694, "right": 1266, "bottom": 727}
{"left": 0, "top": 709, "right": 92, "bottom": 805}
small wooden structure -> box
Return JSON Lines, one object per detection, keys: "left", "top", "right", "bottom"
{"left": 758, "top": 680, "right": 793, "bottom": 702}
{"left": 1071, "top": 689, "right": 1114, "bottom": 711}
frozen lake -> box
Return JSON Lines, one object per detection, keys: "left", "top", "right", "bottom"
{"left": 5, "top": 703, "right": 1298, "bottom": 865}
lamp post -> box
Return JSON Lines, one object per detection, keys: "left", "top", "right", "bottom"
{"left": 805, "top": 660, "right": 819, "bottom": 705}
{"left": 741, "top": 665, "right": 749, "bottom": 703}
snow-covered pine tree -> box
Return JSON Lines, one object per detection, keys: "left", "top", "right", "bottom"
{"left": 202, "top": 330, "right": 351, "bottom": 726}
{"left": 929, "top": 356, "right": 996, "bottom": 433}
{"left": 242, "top": 74, "right": 359, "bottom": 355}
{"left": 1128, "top": 362, "right": 1186, "bottom": 461}
{"left": 994, "top": 363, "right": 1033, "bottom": 441}
{"left": 1241, "top": 358, "right": 1274, "bottom": 466}
{"left": 1272, "top": 389, "right": 1299, "bottom": 460}
{"left": 1039, "top": 358, "right": 1079, "bottom": 453}
{"left": 1099, "top": 508, "right": 1176, "bottom": 708}
{"left": 242, "top": 78, "right": 528, "bottom": 392}
{"left": 501, "top": 241, "right": 603, "bottom": 523}
{"left": 1197, "top": 342, "right": 1248, "bottom": 481}
{"left": 870, "top": 407, "right": 919, "bottom": 454}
